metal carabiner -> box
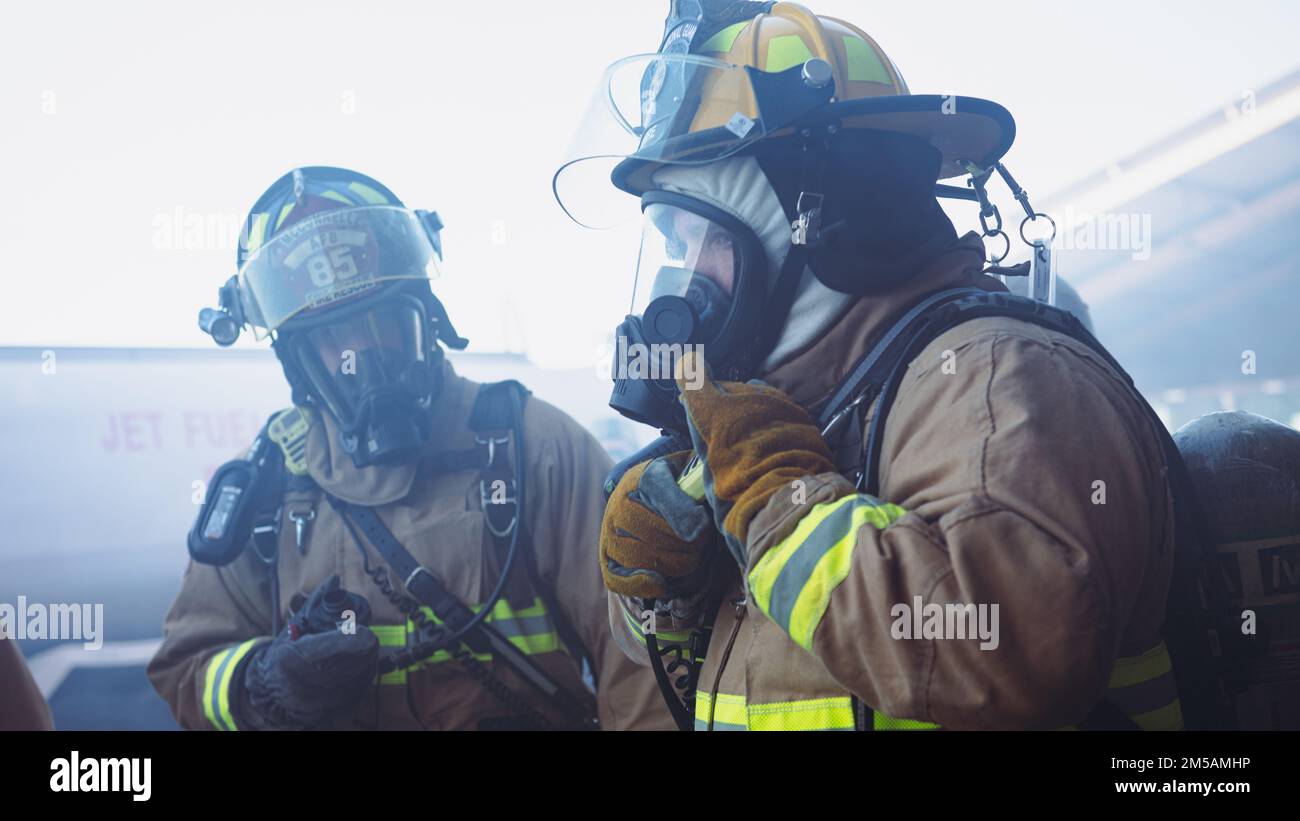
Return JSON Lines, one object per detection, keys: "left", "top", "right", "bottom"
{"left": 289, "top": 507, "right": 316, "bottom": 555}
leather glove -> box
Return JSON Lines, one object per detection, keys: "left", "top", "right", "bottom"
{"left": 675, "top": 350, "right": 839, "bottom": 568}
{"left": 600, "top": 450, "right": 717, "bottom": 599}
{"left": 234, "top": 575, "right": 380, "bottom": 730}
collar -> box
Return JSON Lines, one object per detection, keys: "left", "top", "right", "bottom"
{"left": 761, "top": 232, "right": 1004, "bottom": 409}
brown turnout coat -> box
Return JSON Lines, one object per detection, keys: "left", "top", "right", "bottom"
{"left": 613, "top": 233, "right": 1179, "bottom": 730}
{"left": 150, "top": 360, "right": 673, "bottom": 730}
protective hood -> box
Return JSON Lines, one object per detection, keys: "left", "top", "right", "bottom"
{"left": 650, "top": 155, "right": 855, "bottom": 374}
{"left": 304, "top": 357, "right": 471, "bottom": 506}
{"left": 763, "top": 231, "right": 992, "bottom": 408}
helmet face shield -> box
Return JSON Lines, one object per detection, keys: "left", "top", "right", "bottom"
{"left": 554, "top": 53, "right": 833, "bottom": 228}
{"left": 238, "top": 206, "right": 442, "bottom": 339}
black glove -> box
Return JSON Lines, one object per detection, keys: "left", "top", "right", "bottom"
{"left": 233, "top": 575, "right": 380, "bottom": 730}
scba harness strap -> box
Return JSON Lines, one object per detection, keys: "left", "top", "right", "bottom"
{"left": 813, "top": 287, "right": 1238, "bottom": 731}
{"left": 609, "top": 287, "right": 1238, "bottom": 730}
{"left": 188, "top": 381, "right": 598, "bottom": 728}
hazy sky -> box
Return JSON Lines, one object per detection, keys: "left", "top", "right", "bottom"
{"left": 2, "top": 0, "right": 1297, "bottom": 368}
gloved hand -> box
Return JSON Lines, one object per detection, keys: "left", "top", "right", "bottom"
{"left": 234, "top": 575, "right": 379, "bottom": 731}
{"left": 600, "top": 450, "right": 717, "bottom": 599}
{"left": 674, "top": 351, "right": 840, "bottom": 568}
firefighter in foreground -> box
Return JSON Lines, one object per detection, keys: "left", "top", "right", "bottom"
{"left": 564, "top": 2, "right": 1207, "bottom": 730}
{"left": 149, "top": 167, "right": 670, "bottom": 730}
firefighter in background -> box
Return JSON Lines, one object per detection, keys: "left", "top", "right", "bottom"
{"left": 148, "top": 167, "right": 671, "bottom": 730}
{"left": 563, "top": 2, "right": 1194, "bottom": 729}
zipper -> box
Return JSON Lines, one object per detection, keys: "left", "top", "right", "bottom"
{"left": 705, "top": 597, "right": 748, "bottom": 731}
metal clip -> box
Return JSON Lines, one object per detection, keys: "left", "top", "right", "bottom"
{"left": 404, "top": 565, "right": 438, "bottom": 593}
{"left": 289, "top": 508, "right": 315, "bottom": 555}
{"left": 790, "top": 191, "right": 824, "bottom": 246}
{"left": 474, "top": 433, "right": 509, "bottom": 468}
{"left": 1030, "top": 239, "right": 1056, "bottom": 304}
{"left": 820, "top": 389, "right": 871, "bottom": 440}
{"left": 480, "top": 479, "right": 518, "bottom": 539}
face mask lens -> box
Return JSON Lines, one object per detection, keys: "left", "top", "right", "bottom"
{"left": 292, "top": 301, "right": 428, "bottom": 429}
{"left": 634, "top": 203, "right": 740, "bottom": 342}
{"left": 669, "top": 210, "right": 737, "bottom": 296}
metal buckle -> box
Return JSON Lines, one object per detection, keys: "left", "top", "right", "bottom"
{"left": 480, "top": 479, "right": 518, "bottom": 538}
{"left": 250, "top": 506, "right": 281, "bottom": 565}
{"left": 820, "top": 389, "right": 871, "bottom": 440}
{"left": 474, "top": 433, "right": 510, "bottom": 467}
{"left": 404, "top": 565, "right": 437, "bottom": 593}
{"left": 288, "top": 508, "right": 315, "bottom": 555}
{"left": 790, "top": 191, "right": 824, "bottom": 246}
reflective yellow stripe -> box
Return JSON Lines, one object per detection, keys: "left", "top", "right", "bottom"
{"left": 1108, "top": 642, "right": 1173, "bottom": 689}
{"left": 750, "top": 495, "right": 855, "bottom": 613}
{"left": 872, "top": 641, "right": 1183, "bottom": 730}
{"left": 676, "top": 457, "right": 706, "bottom": 502}
{"left": 750, "top": 494, "right": 905, "bottom": 651}
{"left": 622, "top": 607, "right": 693, "bottom": 647}
{"left": 201, "top": 649, "right": 224, "bottom": 730}
{"left": 373, "top": 624, "right": 407, "bottom": 646}
{"left": 843, "top": 35, "right": 891, "bottom": 84}
{"left": 694, "top": 692, "right": 748, "bottom": 731}
{"left": 244, "top": 212, "right": 270, "bottom": 256}
{"left": 483, "top": 597, "right": 546, "bottom": 620}
{"left": 694, "top": 692, "right": 854, "bottom": 731}
{"left": 381, "top": 669, "right": 408, "bottom": 685}
{"left": 320, "top": 189, "right": 352, "bottom": 204}
{"left": 765, "top": 34, "right": 815, "bottom": 73}
{"left": 376, "top": 622, "right": 410, "bottom": 685}
{"left": 347, "top": 180, "right": 390, "bottom": 205}
{"left": 873, "top": 714, "right": 939, "bottom": 730}
{"left": 273, "top": 202, "right": 295, "bottom": 231}
{"left": 374, "top": 597, "right": 561, "bottom": 685}
{"left": 216, "top": 640, "right": 259, "bottom": 731}
{"left": 696, "top": 21, "right": 748, "bottom": 54}
{"left": 202, "top": 639, "right": 260, "bottom": 731}
{"left": 1129, "top": 700, "right": 1185, "bottom": 731}
{"left": 749, "top": 697, "right": 855, "bottom": 731}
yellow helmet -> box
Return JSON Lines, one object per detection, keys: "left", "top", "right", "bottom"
{"left": 555, "top": 2, "right": 1015, "bottom": 227}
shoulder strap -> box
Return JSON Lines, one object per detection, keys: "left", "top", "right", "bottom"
{"left": 816, "top": 287, "right": 986, "bottom": 436}
{"left": 470, "top": 380, "right": 601, "bottom": 683}
{"left": 251, "top": 412, "right": 290, "bottom": 637}
{"left": 831, "top": 289, "right": 1237, "bottom": 729}
{"left": 859, "top": 291, "right": 1099, "bottom": 495}
{"left": 469, "top": 380, "right": 529, "bottom": 549}
{"left": 326, "top": 494, "right": 595, "bottom": 726}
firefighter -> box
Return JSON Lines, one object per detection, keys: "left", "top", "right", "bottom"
{"left": 149, "top": 167, "right": 672, "bottom": 730}
{"left": 564, "top": 2, "right": 1189, "bottom": 729}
